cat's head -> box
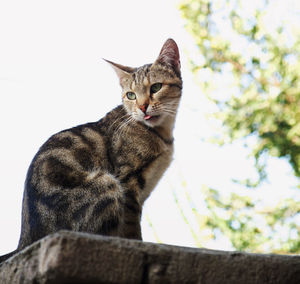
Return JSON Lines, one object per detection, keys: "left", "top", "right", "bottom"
{"left": 105, "top": 39, "right": 182, "bottom": 128}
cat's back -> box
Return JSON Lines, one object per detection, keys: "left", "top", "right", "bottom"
{"left": 19, "top": 106, "right": 126, "bottom": 248}
{"left": 28, "top": 111, "right": 114, "bottom": 189}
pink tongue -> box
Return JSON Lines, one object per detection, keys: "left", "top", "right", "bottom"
{"left": 144, "top": 115, "right": 152, "bottom": 120}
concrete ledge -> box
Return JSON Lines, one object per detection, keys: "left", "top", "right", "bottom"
{"left": 0, "top": 230, "right": 300, "bottom": 284}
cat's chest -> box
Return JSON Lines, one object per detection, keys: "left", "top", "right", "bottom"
{"left": 111, "top": 128, "right": 173, "bottom": 203}
{"left": 138, "top": 145, "right": 173, "bottom": 204}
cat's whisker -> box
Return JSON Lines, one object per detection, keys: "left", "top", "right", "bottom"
{"left": 162, "top": 105, "right": 177, "bottom": 110}
{"left": 121, "top": 118, "right": 134, "bottom": 136}
{"left": 115, "top": 121, "right": 128, "bottom": 138}
{"left": 108, "top": 114, "right": 131, "bottom": 132}
{"left": 162, "top": 103, "right": 179, "bottom": 109}
{"left": 115, "top": 115, "right": 134, "bottom": 140}
{"left": 114, "top": 114, "right": 132, "bottom": 132}
{"left": 119, "top": 117, "right": 136, "bottom": 140}
{"left": 162, "top": 107, "right": 178, "bottom": 113}
{"left": 162, "top": 108, "right": 177, "bottom": 115}
{"left": 164, "top": 112, "right": 177, "bottom": 118}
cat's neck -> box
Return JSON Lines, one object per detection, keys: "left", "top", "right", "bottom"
{"left": 152, "top": 115, "right": 177, "bottom": 144}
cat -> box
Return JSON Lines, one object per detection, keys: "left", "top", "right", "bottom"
{"left": 0, "top": 38, "right": 182, "bottom": 263}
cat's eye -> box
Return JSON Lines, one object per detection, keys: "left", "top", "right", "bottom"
{"left": 126, "top": 92, "right": 136, "bottom": 100}
{"left": 150, "top": 83, "right": 162, "bottom": 94}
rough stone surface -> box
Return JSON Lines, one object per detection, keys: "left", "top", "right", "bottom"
{"left": 0, "top": 230, "right": 300, "bottom": 284}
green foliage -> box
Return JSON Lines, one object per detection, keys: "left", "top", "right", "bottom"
{"left": 202, "top": 186, "right": 300, "bottom": 253}
{"left": 172, "top": 182, "right": 300, "bottom": 253}
{"left": 179, "top": 0, "right": 300, "bottom": 183}
{"left": 177, "top": 0, "right": 300, "bottom": 254}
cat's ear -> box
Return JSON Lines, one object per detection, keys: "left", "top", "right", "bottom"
{"left": 103, "top": 59, "right": 135, "bottom": 84}
{"left": 154, "top": 38, "right": 181, "bottom": 75}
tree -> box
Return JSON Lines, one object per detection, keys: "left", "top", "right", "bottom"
{"left": 177, "top": 0, "right": 300, "bottom": 253}
{"left": 180, "top": 0, "right": 300, "bottom": 184}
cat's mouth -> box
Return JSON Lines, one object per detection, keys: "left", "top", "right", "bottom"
{"left": 144, "top": 115, "right": 160, "bottom": 121}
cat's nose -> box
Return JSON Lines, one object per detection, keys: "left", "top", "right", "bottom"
{"left": 139, "top": 104, "right": 148, "bottom": 114}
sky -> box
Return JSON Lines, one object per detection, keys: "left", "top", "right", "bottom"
{"left": 0, "top": 0, "right": 299, "bottom": 255}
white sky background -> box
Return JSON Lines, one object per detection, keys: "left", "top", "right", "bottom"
{"left": 0, "top": 0, "right": 299, "bottom": 255}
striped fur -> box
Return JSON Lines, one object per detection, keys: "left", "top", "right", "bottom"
{"left": 16, "top": 38, "right": 182, "bottom": 251}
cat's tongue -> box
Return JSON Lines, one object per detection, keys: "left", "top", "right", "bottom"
{"left": 144, "top": 115, "right": 152, "bottom": 120}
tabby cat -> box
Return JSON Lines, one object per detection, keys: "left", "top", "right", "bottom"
{"left": 0, "top": 38, "right": 182, "bottom": 262}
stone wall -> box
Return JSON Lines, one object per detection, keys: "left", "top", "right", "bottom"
{"left": 0, "top": 230, "right": 300, "bottom": 283}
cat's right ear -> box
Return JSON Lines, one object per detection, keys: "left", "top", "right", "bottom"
{"left": 103, "top": 59, "right": 135, "bottom": 84}
{"left": 154, "top": 39, "right": 181, "bottom": 76}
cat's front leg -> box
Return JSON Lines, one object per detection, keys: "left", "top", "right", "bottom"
{"left": 122, "top": 189, "right": 142, "bottom": 240}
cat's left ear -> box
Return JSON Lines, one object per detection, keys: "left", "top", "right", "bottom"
{"left": 104, "top": 59, "right": 135, "bottom": 84}
{"left": 154, "top": 38, "right": 181, "bottom": 75}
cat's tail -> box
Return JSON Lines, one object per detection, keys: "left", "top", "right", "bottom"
{"left": 0, "top": 250, "right": 17, "bottom": 264}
